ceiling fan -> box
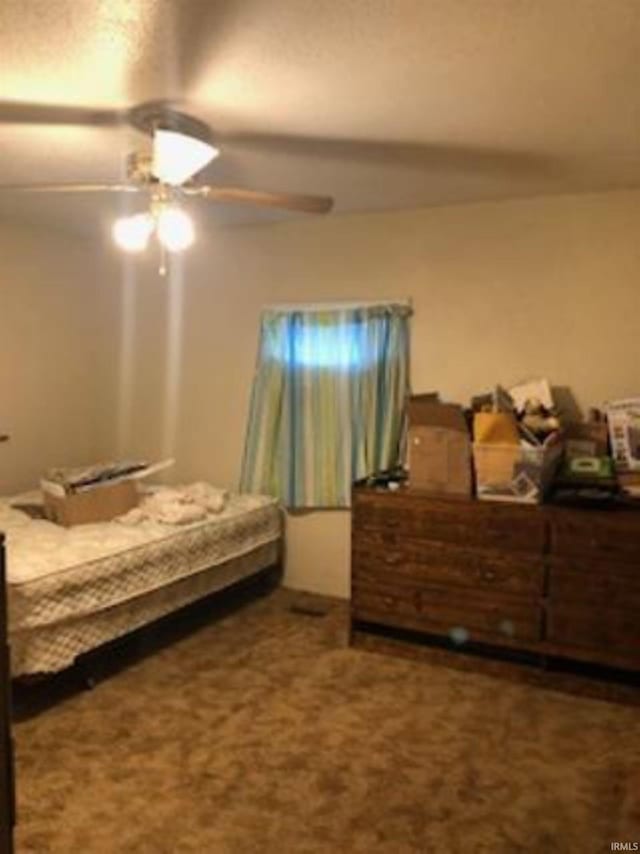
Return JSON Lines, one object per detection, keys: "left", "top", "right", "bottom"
{"left": 0, "top": 101, "right": 334, "bottom": 271}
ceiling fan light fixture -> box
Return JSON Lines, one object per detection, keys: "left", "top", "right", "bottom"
{"left": 156, "top": 206, "right": 195, "bottom": 252}
{"left": 152, "top": 127, "right": 218, "bottom": 186}
{"left": 112, "top": 213, "right": 154, "bottom": 252}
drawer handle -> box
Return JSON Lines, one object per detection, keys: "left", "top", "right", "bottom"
{"left": 499, "top": 618, "right": 515, "bottom": 637}
{"left": 383, "top": 596, "right": 394, "bottom": 607}
{"left": 483, "top": 570, "right": 496, "bottom": 582}
{"left": 384, "top": 553, "right": 403, "bottom": 566}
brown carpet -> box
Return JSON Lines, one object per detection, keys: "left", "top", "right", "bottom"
{"left": 13, "top": 588, "right": 640, "bottom": 853}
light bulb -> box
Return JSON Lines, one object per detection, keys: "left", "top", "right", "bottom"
{"left": 112, "top": 213, "right": 154, "bottom": 252}
{"left": 156, "top": 207, "right": 195, "bottom": 252}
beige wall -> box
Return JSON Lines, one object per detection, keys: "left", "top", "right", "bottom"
{"left": 99, "top": 190, "right": 640, "bottom": 597}
{"left": 0, "top": 220, "right": 107, "bottom": 493}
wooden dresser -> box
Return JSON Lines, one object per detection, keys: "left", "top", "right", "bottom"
{"left": 0, "top": 533, "right": 15, "bottom": 852}
{"left": 351, "top": 485, "right": 640, "bottom": 676}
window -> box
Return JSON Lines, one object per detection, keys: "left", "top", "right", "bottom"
{"left": 240, "top": 302, "right": 411, "bottom": 508}
{"left": 266, "top": 319, "right": 377, "bottom": 370}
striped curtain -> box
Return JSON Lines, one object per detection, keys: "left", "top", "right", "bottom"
{"left": 240, "top": 303, "right": 411, "bottom": 508}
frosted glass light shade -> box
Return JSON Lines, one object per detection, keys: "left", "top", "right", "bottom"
{"left": 152, "top": 128, "right": 218, "bottom": 186}
{"left": 156, "top": 207, "right": 195, "bottom": 252}
{"left": 112, "top": 213, "right": 154, "bottom": 252}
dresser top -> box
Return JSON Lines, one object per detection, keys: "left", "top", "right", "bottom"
{"left": 353, "top": 482, "right": 640, "bottom": 518}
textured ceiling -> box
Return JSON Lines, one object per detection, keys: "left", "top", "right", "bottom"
{"left": 1, "top": 0, "right": 639, "bottom": 233}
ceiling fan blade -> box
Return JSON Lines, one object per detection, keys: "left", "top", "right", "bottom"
{"left": 0, "top": 183, "right": 141, "bottom": 193}
{"left": 0, "top": 100, "right": 126, "bottom": 127}
{"left": 222, "top": 132, "right": 563, "bottom": 178}
{"left": 185, "top": 185, "right": 333, "bottom": 214}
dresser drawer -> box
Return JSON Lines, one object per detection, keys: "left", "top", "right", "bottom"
{"left": 548, "top": 557, "right": 640, "bottom": 611}
{"left": 353, "top": 490, "right": 546, "bottom": 553}
{"left": 550, "top": 508, "right": 640, "bottom": 563}
{"left": 546, "top": 604, "right": 640, "bottom": 666}
{"left": 352, "top": 577, "right": 542, "bottom": 644}
{"left": 353, "top": 534, "right": 544, "bottom": 598}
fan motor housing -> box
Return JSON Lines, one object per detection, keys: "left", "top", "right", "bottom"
{"left": 129, "top": 102, "right": 213, "bottom": 144}
{"left": 126, "top": 152, "right": 156, "bottom": 184}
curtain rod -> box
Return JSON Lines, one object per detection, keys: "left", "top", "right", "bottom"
{"left": 265, "top": 298, "right": 412, "bottom": 312}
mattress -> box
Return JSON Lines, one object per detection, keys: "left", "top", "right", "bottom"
{"left": 11, "top": 542, "right": 279, "bottom": 676}
{"left": 1, "top": 491, "right": 282, "bottom": 675}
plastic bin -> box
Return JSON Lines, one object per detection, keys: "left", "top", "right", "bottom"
{"left": 473, "top": 442, "right": 562, "bottom": 504}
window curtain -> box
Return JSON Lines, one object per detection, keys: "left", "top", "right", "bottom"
{"left": 240, "top": 302, "right": 411, "bottom": 508}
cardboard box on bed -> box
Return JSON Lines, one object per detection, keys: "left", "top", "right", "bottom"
{"left": 43, "top": 479, "right": 139, "bottom": 527}
{"left": 407, "top": 395, "right": 472, "bottom": 497}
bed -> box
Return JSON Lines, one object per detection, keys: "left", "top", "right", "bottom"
{"left": 0, "top": 489, "right": 282, "bottom": 676}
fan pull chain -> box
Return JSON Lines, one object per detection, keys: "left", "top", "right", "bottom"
{"left": 159, "top": 243, "right": 167, "bottom": 277}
